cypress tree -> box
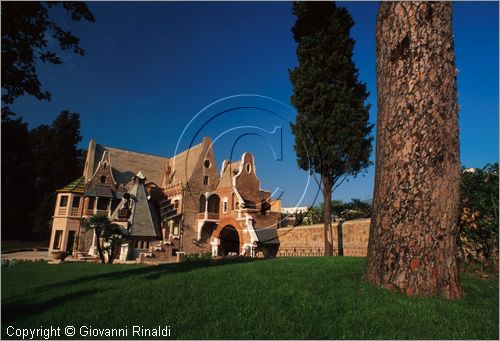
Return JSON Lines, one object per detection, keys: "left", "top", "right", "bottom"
{"left": 289, "top": 1, "right": 373, "bottom": 255}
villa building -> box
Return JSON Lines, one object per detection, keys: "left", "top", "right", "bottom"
{"left": 48, "top": 137, "right": 282, "bottom": 261}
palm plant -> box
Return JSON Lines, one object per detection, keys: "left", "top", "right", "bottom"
{"left": 83, "top": 214, "right": 129, "bottom": 264}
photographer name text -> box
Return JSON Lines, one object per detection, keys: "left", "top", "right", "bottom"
{"left": 6, "top": 325, "right": 172, "bottom": 339}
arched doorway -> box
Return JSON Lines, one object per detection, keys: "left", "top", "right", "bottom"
{"left": 219, "top": 225, "right": 240, "bottom": 256}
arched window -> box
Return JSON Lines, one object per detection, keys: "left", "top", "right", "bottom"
{"left": 207, "top": 194, "right": 220, "bottom": 213}
{"left": 199, "top": 194, "right": 206, "bottom": 213}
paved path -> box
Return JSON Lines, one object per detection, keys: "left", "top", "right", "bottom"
{"left": 2, "top": 251, "right": 50, "bottom": 261}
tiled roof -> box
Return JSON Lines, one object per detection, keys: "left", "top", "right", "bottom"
{"left": 93, "top": 144, "right": 169, "bottom": 187}
{"left": 254, "top": 227, "right": 280, "bottom": 244}
{"left": 166, "top": 139, "right": 205, "bottom": 186}
{"left": 85, "top": 185, "right": 114, "bottom": 198}
{"left": 126, "top": 177, "right": 162, "bottom": 238}
{"left": 90, "top": 139, "right": 208, "bottom": 189}
{"left": 57, "top": 177, "right": 86, "bottom": 193}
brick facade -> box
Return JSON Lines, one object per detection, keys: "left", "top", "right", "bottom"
{"left": 276, "top": 219, "right": 370, "bottom": 257}
{"left": 49, "top": 136, "right": 370, "bottom": 263}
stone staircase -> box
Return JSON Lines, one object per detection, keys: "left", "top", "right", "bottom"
{"left": 77, "top": 252, "right": 100, "bottom": 262}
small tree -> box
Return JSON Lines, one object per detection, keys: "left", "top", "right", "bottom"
{"left": 289, "top": 2, "right": 373, "bottom": 255}
{"left": 331, "top": 200, "right": 345, "bottom": 222}
{"left": 83, "top": 214, "right": 129, "bottom": 264}
{"left": 342, "top": 198, "right": 371, "bottom": 220}
{"left": 308, "top": 204, "right": 324, "bottom": 224}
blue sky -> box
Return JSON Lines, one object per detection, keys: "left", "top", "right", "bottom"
{"left": 10, "top": 1, "right": 499, "bottom": 207}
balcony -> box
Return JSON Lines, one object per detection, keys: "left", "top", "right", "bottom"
{"left": 56, "top": 207, "right": 81, "bottom": 217}
{"left": 95, "top": 209, "right": 109, "bottom": 216}
{"left": 83, "top": 209, "right": 109, "bottom": 217}
{"left": 197, "top": 212, "right": 219, "bottom": 221}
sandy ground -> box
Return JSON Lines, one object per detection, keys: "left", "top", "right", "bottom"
{"left": 1, "top": 251, "right": 176, "bottom": 265}
{"left": 2, "top": 250, "right": 50, "bottom": 261}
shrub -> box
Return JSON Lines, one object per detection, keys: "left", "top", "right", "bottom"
{"left": 183, "top": 252, "right": 213, "bottom": 262}
{"left": 458, "top": 163, "right": 498, "bottom": 269}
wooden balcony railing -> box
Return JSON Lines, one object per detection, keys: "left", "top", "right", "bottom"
{"left": 95, "top": 210, "right": 109, "bottom": 216}
{"left": 69, "top": 207, "right": 80, "bottom": 216}
{"left": 58, "top": 208, "right": 67, "bottom": 216}
{"left": 83, "top": 209, "right": 109, "bottom": 217}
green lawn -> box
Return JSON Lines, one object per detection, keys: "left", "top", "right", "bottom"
{"left": 1, "top": 257, "right": 498, "bottom": 339}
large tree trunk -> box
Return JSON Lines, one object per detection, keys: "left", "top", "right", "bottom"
{"left": 365, "top": 2, "right": 463, "bottom": 299}
{"left": 323, "top": 176, "right": 333, "bottom": 256}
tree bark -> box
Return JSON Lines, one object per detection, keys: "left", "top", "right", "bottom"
{"left": 323, "top": 176, "right": 333, "bottom": 256}
{"left": 365, "top": 2, "right": 463, "bottom": 299}
{"left": 95, "top": 232, "right": 106, "bottom": 264}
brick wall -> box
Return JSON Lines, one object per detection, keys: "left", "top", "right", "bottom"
{"left": 180, "top": 141, "right": 219, "bottom": 254}
{"left": 252, "top": 211, "right": 281, "bottom": 229}
{"left": 234, "top": 153, "right": 261, "bottom": 206}
{"left": 277, "top": 218, "right": 370, "bottom": 257}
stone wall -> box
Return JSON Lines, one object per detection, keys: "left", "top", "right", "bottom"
{"left": 277, "top": 218, "right": 370, "bottom": 257}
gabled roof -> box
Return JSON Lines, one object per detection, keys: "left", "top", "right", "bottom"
{"left": 217, "top": 160, "right": 241, "bottom": 188}
{"left": 57, "top": 177, "right": 86, "bottom": 193}
{"left": 166, "top": 138, "right": 206, "bottom": 186}
{"left": 92, "top": 144, "right": 169, "bottom": 187}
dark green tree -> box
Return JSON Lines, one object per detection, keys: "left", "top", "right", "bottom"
{"left": 31, "top": 111, "right": 84, "bottom": 239}
{"left": 342, "top": 198, "right": 372, "bottom": 220}
{"left": 331, "top": 200, "right": 345, "bottom": 222}
{"left": 289, "top": 2, "right": 373, "bottom": 255}
{"left": 459, "top": 163, "right": 499, "bottom": 267}
{"left": 1, "top": 1, "right": 95, "bottom": 117}
{"left": 1, "top": 117, "right": 37, "bottom": 240}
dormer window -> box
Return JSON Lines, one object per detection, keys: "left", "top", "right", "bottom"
{"left": 100, "top": 176, "right": 106, "bottom": 183}
{"left": 246, "top": 163, "right": 251, "bottom": 173}
{"left": 203, "top": 176, "right": 209, "bottom": 185}
{"left": 204, "top": 160, "right": 211, "bottom": 168}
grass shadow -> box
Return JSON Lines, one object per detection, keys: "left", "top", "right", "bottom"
{"left": 38, "top": 257, "right": 265, "bottom": 291}
{"left": 2, "top": 289, "right": 101, "bottom": 325}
